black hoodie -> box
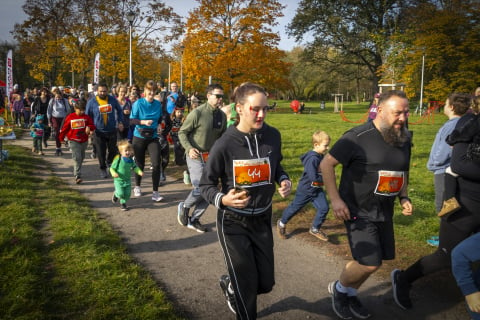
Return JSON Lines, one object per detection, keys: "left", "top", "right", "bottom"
{"left": 200, "top": 123, "right": 289, "bottom": 216}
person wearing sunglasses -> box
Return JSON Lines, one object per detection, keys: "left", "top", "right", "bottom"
{"left": 177, "top": 83, "right": 227, "bottom": 233}
{"left": 199, "top": 82, "right": 292, "bottom": 318}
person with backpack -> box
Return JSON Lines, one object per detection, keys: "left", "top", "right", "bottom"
{"left": 166, "top": 82, "right": 187, "bottom": 114}
{"left": 47, "top": 87, "right": 72, "bottom": 156}
{"left": 110, "top": 139, "right": 143, "bottom": 211}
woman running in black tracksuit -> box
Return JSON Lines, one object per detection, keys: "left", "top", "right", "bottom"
{"left": 200, "top": 83, "right": 292, "bottom": 319}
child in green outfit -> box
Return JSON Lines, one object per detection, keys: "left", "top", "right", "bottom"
{"left": 110, "top": 140, "right": 143, "bottom": 211}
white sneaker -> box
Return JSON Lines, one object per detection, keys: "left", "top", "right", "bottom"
{"left": 152, "top": 191, "right": 164, "bottom": 202}
{"left": 133, "top": 186, "right": 141, "bottom": 197}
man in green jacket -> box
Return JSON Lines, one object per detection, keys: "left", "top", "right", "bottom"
{"left": 177, "top": 83, "right": 227, "bottom": 232}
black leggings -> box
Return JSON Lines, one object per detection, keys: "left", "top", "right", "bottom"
{"left": 132, "top": 136, "right": 161, "bottom": 191}
{"left": 217, "top": 210, "right": 275, "bottom": 320}
{"left": 404, "top": 193, "right": 480, "bottom": 283}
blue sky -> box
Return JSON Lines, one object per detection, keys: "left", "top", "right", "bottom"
{"left": 0, "top": 0, "right": 305, "bottom": 50}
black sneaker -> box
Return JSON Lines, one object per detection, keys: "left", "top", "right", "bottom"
{"left": 112, "top": 193, "right": 118, "bottom": 203}
{"left": 100, "top": 169, "right": 108, "bottom": 179}
{"left": 188, "top": 219, "right": 207, "bottom": 233}
{"left": 120, "top": 203, "right": 129, "bottom": 211}
{"left": 391, "top": 269, "right": 412, "bottom": 310}
{"left": 177, "top": 202, "right": 189, "bottom": 226}
{"left": 219, "top": 275, "right": 237, "bottom": 314}
{"left": 348, "top": 296, "right": 371, "bottom": 319}
{"left": 328, "top": 281, "right": 353, "bottom": 319}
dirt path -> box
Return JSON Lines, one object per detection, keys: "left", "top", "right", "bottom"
{"left": 12, "top": 134, "right": 468, "bottom": 319}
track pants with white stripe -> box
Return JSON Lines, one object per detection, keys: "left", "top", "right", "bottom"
{"left": 217, "top": 209, "right": 275, "bottom": 320}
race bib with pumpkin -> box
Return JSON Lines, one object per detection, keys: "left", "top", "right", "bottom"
{"left": 34, "top": 128, "right": 44, "bottom": 137}
{"left": 98, "top": 104, "right": 112, "bottom": 126}
{"left": 98, "top": 104, "right": 112, "bottom": 114}
{"left": 70, "top": 119, "right": 86, "bottom": 130}
{"left": 374, "top": 170, "right": 404, "bottom": 196}
{"left": 233, "top": 157, "right": 271, "bottom": 188}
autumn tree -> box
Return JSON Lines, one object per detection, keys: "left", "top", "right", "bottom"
{"left": 288, "top": 0, "right": 409, "bottom": 94}
{"left": 181, "top": 0, "right": 290, "bottom": 96}
{"left": 13, "top": 0, "right": 182, "bottom": 87}
{"left": 398, "top": 0, "right": 480, "bottom": 103}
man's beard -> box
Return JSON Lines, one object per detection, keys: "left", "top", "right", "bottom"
{"left": 379, "top": 124, "right": 409, "bottom": 147}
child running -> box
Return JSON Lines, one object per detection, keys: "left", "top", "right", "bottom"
{"left": 277, "top": 130, "right": 331, "bottom": 241}
{"left": 58, "top": 100, "right": 95, "bottom": 184}
{"left": 30, "top": 114, "right": 45, "bottom": 155}
{"left": 170, "top": 107, "right": 186, "bottom": 166}
{"left": 110, "top": 140, "right": 143, "bottom": 211}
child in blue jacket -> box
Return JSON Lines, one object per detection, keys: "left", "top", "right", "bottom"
{"left": 30, "top": 114, "right": 45, "bottom": 155}
{"left": 277, "top": 130, "right": 331, "bottom": 241}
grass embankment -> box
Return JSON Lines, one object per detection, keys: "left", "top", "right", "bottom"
{"left": 0, "top": 141, "right": 181, "bottom": 319}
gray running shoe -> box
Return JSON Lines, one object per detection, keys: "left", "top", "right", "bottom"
{"left": 187, "top": 219, "right": 206, "bottom": 233}
{"left": 177, "top": 202, "right": 189, "bottom": 226}
{"left": 276, "top": 219, "right": 287, "bottom": 239}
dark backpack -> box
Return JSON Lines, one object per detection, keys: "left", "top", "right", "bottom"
{"left": 175, "top": 92, "right": 187, "bottom": 108}
{"left": 159, "top": 91, "right": 168, "bottom": 109}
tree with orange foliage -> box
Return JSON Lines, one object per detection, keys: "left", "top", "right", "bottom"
{"left": 180, "top": 0, "right": 291, "bottom": 96}
{"left": 14, "top": 0, "right": 182, "bottom": 87}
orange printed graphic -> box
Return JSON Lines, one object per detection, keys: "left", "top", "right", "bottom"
{"left": 374, "top": 170, "right": 404, "bottom": 196}
{"left": 233, "top": 158, "right": 271, "bottom": 187}
{"left": 98, "top": 104, "right": 112, "bottom": 114}
{"left": 200, "top": 152, "right": 209, "bottom": 163}
{"left": 99, "top": 104, "right": 112, "bottom": 126}
{"left": 71, "top": 119, "right": 86, "bottom": 130}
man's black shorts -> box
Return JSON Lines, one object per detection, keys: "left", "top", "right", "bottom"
{"left": 345, "top": 217, "right": 395, "bottom": 266}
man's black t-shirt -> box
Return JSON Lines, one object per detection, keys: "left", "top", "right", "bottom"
{"left": 329, "top": 121, "right": 411, "bottom": 221}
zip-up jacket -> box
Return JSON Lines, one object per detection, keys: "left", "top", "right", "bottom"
{"left": 200, "top": 123, "right": 289, "bottom": 216}
{"left": 85, "top": 95, "right": 123, "bottom": 133}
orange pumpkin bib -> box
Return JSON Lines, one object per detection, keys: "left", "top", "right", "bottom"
{"left": 233, "top": 157, "right": 271, "bottom": 188}
{"left": 374, "top": 170, "right": 404, "bottom": 196}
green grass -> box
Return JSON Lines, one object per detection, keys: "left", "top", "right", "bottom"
{"left": 0, "top": 102, "right": 445, "bottom": 317}
{"left": 0, "top": 142, "right": 181, "bottom": 320}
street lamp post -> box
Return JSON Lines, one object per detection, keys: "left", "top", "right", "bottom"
{"left": 127, "top": 11, "right": 135, "bottom": 87}
{"left": 168, "top": 63, "right": 171, "bottom": 88}
{"left": 180, "top": 45, "right": 185, "bottom": 92}
{"left": 419, "top": 54, "right": 425, "bottom": 114}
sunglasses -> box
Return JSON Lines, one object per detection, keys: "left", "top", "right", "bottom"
{"left": 211, "top": 93, "right": 224, "bottom": 99}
